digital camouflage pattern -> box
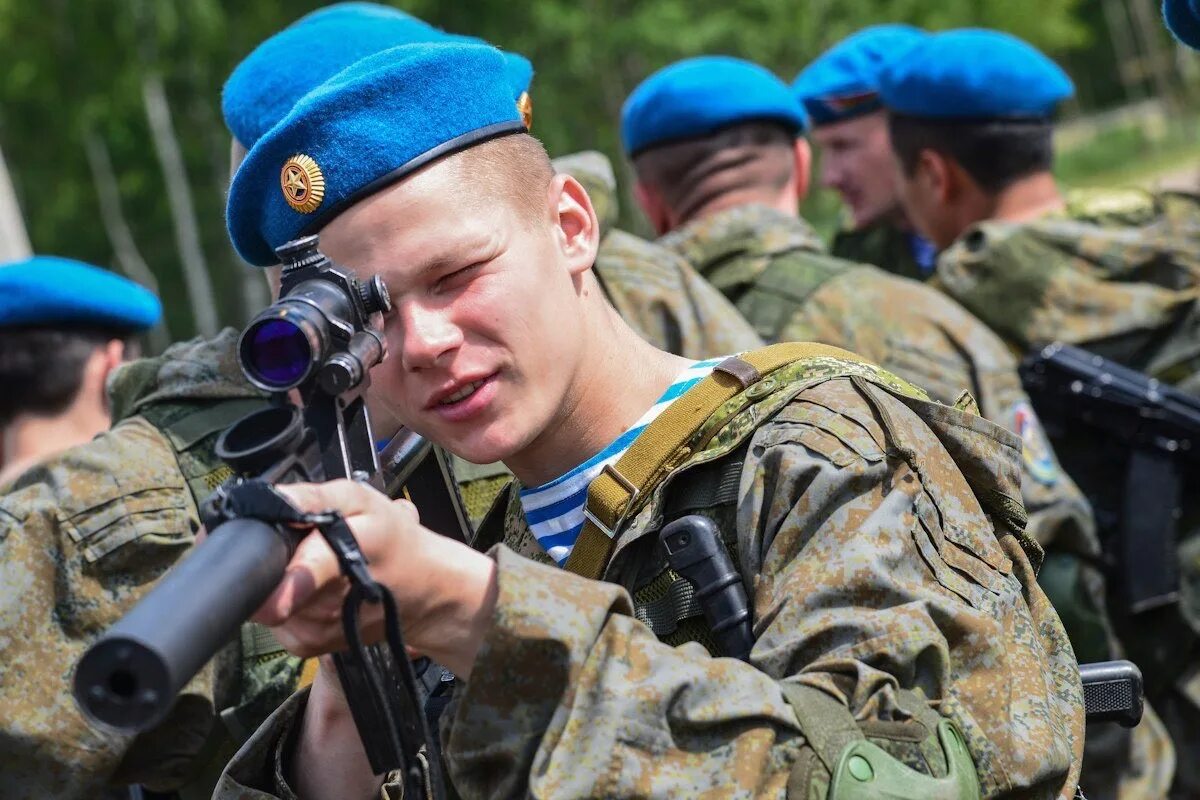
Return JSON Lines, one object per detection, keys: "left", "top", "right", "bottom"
{"left": 831, "top": 219, "right": 928, "bottom": 281}
{"left": 659, "top": 204, "right": 1097, "bottom": 558}
{"left": 214, "top": 353, "right": 1083, "bottom": 799}
{"left": 0, "top": 329, "right": 307, "bottom": 800}
{"left": 660, "top": 204, "right": 1172, "bottom": 797}
{"left": 935, "top": 206, "right": 1200, "bottom": 393}
{"left": 451, "top": 153, "right": 765, "bottom": 528}
{"left": 936, "top": 192, "right": 1200, "bottom": 797}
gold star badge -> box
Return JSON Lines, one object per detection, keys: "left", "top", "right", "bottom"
{"left": 517, "top": 92, "right": 534, "bottom": 131}
{"left": 280, "top": 154, "right": 325, "bottom": 214}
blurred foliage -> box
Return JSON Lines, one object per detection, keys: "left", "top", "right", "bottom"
{"left": 0, "top": 0, "right": 1176, "bottom": 344}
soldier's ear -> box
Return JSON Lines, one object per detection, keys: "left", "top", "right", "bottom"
{"left": 551, "top": 173, "right": 600, "bottom": 278}
{"left": 917, "top": 148, "right": 954, "bottom": 205}
{"left": 633, "top": 181, "right": 671, "bottom": 237}
{"left": 792, "top": 138, "right": 812, "bottom": 203}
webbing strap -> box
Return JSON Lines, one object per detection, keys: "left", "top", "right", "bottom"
{"left": 298, "top": 657, "right": 320, "bottom": 689}
{"left": 779, "top": 682, "right": 864, "bottom": 773}
{"left": 563, "top": 342, "right": 867, "bottom": 579}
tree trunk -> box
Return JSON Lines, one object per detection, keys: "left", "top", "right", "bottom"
{"left": 0, "top": 141, "right": 32, "bottom": 262}
{"left": 83, "top": 129, "right": 171, "bottom": 352}
{"left": 142, "top": 70, "right": 219, "bottom": 337}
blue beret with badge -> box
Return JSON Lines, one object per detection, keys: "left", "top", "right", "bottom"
{"left": 621, "top": 56, "right": 809, "bottom": 157}
{"left": 0, "top": 256, "right": 161, "bottom": 331}
{"left": 792, "top": 24, "right": 926, "bottom": 126}
{"left": 227, "top": 42, "right": 527, "bottom": 267}
{"left": 878, "top": 28, "right": 1074, "bottom": 119}
{"left": 1164, "top": 0, "right": 1200, "bottom": 49}
{"left": 222, "top": 1, "right": 534, "bottom": 149}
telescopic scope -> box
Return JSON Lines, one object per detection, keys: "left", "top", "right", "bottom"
{"left": 239, "top": 235, "right": 391, "bottom": 393}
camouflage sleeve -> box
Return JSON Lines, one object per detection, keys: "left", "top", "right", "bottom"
{"left": 440, "top": 379, "right": 1081, "bottom": 799}
{"left": 777, "top": 270, "right": 1097, "bottom": 561}
{"left": 596, "top": 230, "right": 764, "bottom": 360}
{"left": 0, "top": 417, "right": 221, "bottom": 798}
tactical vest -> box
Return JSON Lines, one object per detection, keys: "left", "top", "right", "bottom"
{"left": 127, "top": 397, "right": 314, "bottom": 800}
{"left": 476, "top": 343, "right": 1020, "bottom": 798}
{"left": 722, "top": 249, "right": 850, "bottom": 345}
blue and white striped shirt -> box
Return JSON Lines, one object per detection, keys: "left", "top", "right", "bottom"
{"left": 519, "top": 357, "right": 724, "bottom": 566}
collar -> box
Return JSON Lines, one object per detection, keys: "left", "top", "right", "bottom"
{"left": 659, "top": 204, "right": 825, "bottom": 282}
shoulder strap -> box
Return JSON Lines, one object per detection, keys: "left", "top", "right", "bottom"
{"left": 564, "top": 342, "right": 867, "bottom": 579}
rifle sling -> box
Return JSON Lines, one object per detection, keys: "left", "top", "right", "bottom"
{"left": 564, "top": 342, "right": 867, "bottom": 580}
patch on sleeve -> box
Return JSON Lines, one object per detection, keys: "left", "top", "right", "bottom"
{"left": 1012, "top": 401, "right": 1059, "bottom": 486}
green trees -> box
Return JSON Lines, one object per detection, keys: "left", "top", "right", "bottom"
{"left": 0, "top": 0, "right": 1095, "bottom": 341}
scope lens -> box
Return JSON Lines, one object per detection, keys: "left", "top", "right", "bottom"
{"left": 243, "top": 318, "right": 313, "bottom": 389}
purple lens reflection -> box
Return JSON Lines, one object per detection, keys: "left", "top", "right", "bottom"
{"left": 245, "top": 318, "right": 311, "bottom": 388}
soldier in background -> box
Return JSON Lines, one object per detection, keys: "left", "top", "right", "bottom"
{"left": 0, "top": 327, "right": 314, "bottom": 799}
{"left": 791, "top": 25, "right": 938, "bottom": 281}
{"left": 0, "top": 256, "right": 160, "bottom": 486}
{"left": 880, "top": 28, "right": 1197, "bottom": 796}
{"left": 621, "top": 56, "right": 1168, "bottom": 797}
{"left": 222, "top": 1, "right": 763, "bottom": 524}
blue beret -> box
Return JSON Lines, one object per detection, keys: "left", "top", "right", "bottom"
{"left": 222, "top": 1, "right": 534, "bottom": 148}
{"left": 0, "top": 256, "right": 161, "bottom": 331}
{"left": 1164, "top": 0, "right": 1200, "bottom": 49}
{"left": 227, "top": 42, "right": 527, "bottom": 267}
{"left": 621, "top": 56, "right": 809, "bottom": 157}
{"left": 792, "top": 25, "right": 926, "bottom": 125}
{"left": 878, "top": 29, "right": 1074, "bottom": 119}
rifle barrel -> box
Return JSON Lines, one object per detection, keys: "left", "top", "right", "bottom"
{"left": 73, "top": 518, "right": 293, "bottom": 732}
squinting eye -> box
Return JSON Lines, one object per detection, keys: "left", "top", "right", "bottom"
{"left": 436, "top": 263, "right": 482, "bottom": 292}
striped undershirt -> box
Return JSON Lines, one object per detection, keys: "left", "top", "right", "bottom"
{"left": 519, "top": 356, "right": 725, "bottom": 566}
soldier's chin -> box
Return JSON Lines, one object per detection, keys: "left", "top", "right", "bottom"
{"left": 441, "top": 427, "right": 520, "bottom": 467}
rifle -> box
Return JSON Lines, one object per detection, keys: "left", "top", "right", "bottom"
{"left": 73, "top": 235, "right": 464, "bottom": 799}
{"left": 1019, "top": 342, "right": 1200, "bottom": 616}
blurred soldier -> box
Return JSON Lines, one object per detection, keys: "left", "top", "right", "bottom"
{"left": 0, "top": 327, "right": 314, "bottom": 799}
{"left": 879, "top": 30, "right": 1200, "bottom": 390}
{"left": 213, "top": 39, "right": 1081, "bottom": 799}
{"left": 880, "top": 28, "right": 1198, "bottom": 796}
{"left": 1165, "top": 0, "right": 1200, "bottom": 48}
{"left": 792, "top": 25, "right": 938, "bottom": 281}
{"left": 622, "top": 57, "right": 1166, "bottom": 797}
{"left": 0, "top": 256, "right": 160, "bottom": 486}
{"left": 222, "top": 2, "right": 762, "bottom": 523}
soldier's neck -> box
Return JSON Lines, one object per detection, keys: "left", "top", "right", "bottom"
{"left": 502, "top": 283, "right": 690, "bottom": 488}
{"left": 1, "top": 401, "right": 112, "bottom": 483}
{"left": 681, "top": 187, "right": 798, "bottom": 230}
{"left": 988, "top": 171, "right": 1065, "bottom": 224}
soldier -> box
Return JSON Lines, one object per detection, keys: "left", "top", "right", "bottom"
{"left": 213, "top": 41, "right": 1081, "bottom": 799}
{"left": 0, "top": 256, "right": 160, "bottom": 486}
{"left": 621, "top": 56, "right": 1166, "bottom": 797}
{"left": 791, "top": 25, "right": 938, "bottom": 281}
{"left": 1165, "top": 0, "right": 1200, "bottom": 48}
{"left": 221, "top": 2, "right": 762, "bottom": 523}
{"left": 878, "top": 29, "right": 1200, "bottom": 390}
{"left": 0, "top": 328, "right": 316, "bottom": 799}
{"left": 879, "top": 28, "right": 1197, "bottom": 796}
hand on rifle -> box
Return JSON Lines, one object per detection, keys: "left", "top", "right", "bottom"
{"left": 253, "top": 479, "right": 498, "bottom": 679}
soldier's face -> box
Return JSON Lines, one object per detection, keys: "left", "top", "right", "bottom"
{"left": 315, "top": 150, "right": 600, "bottom": 467}
{"left": 810, "top": 112, "right": 902, "bottom": 229}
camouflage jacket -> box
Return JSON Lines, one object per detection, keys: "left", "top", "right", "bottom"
{"left": 659, "top": 204, "right": 1096, "bottom": 560}
{"left": 215, "top": 352, "right": 1082, "bottom": 799}
{"left": 935, "top": 193, "right": 1200, "bottom": 392}
{"left": 831, "top": 219, "right": 932, "bottom": 282}
{"left": 0, "top": 330, "right": 301, "bottom": 799}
